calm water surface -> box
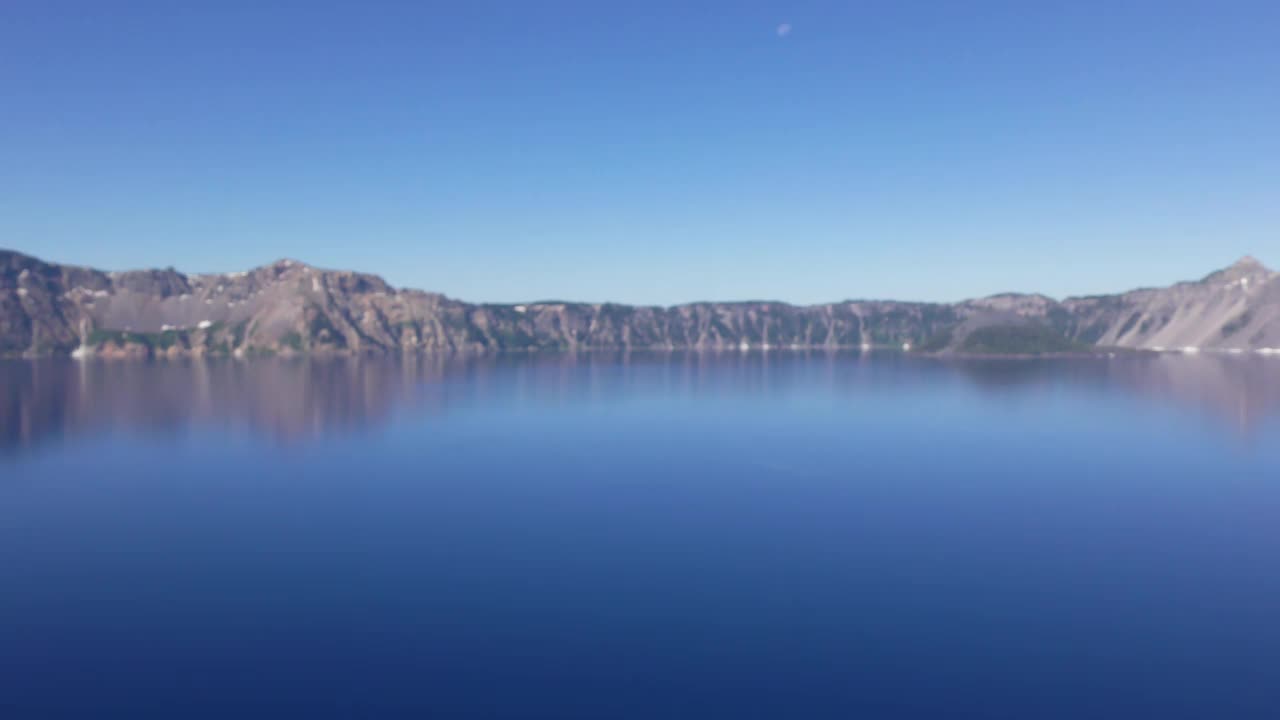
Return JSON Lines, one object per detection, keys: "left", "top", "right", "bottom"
{"left": 3, "top": 352, "right": 1280, "bottom": 718}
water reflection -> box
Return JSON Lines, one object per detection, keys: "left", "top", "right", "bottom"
{"left": 952, "top": 354, "right": 1280, "bottom": 436}
{"left": 3, "top": 352, "right": 1279, "bottom": 454}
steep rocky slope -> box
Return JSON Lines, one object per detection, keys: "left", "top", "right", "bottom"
{"left": 2, "top": 249, "right": 1277, "bottom": 357}
{"left": 1062, "top": 257, "right": 1280, "bottom": 351}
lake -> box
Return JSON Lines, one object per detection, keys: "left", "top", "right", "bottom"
{"left": 3, "top": 352, "right": 1280, "bottom": 718}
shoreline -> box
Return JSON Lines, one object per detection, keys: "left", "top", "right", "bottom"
{"left": 5, "top": 345, "right": 1272, "bottom": 362}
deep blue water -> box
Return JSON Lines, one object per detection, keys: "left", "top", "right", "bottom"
{"left": 3, "top": 352, "right": 1280, "bottom": 718}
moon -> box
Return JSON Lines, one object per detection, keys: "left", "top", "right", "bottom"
{"left": 776, "top": 23, "right": 792, "bottom": 38}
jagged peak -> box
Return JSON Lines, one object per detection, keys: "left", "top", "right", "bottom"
{"left": 237, "top": 258, "right": 317, "bottom": 277}
{"left": 1201, "top": 255, "right": 1272, "bottom": 284}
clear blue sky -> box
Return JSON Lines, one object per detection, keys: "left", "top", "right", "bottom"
{"left": 2, "top": 1, "right": 1277, "bottom": 305}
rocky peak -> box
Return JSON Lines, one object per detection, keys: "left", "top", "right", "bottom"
{"left": 264, "top": 258, "right": 311, "bottom": 275}
{"left": 965, "top": 293, "right": 1059, "bottom": 315}
{"left": 1202, "top": 255, "right": 1272, "bottom": 285}
{"left": 110, "top": 268, "right": 192, "bottom": 298}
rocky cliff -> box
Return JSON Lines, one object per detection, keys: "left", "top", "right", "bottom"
{"left": 3, "top": 249, "right": 1277, "bottom": 358}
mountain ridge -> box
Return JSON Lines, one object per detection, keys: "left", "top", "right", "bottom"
{"left": 3, "top": 249, "right": 1278, "bottom": 358}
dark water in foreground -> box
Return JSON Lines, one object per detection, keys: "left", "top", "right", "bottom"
{"left": 3, "top": 352, "right": 1280, "bottom": 718}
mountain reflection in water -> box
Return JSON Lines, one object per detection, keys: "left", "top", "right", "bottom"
{"left": 2, "top": 352, "right": 1279, "bottom": 455}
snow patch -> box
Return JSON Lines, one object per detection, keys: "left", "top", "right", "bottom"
{"left": 514, "top": 305, "right": 527, "bottom": 313}
{"left": 198, "top": 320, "right": 213, "bottom": 330}
{"left": 16, "top": 287, "right": 28, "bottom": 297}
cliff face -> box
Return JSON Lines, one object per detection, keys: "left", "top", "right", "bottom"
{"left": 1061, "top": 257, "right": 1280, "bottom": 351}
{"left": 2, "top": 249, "right": 1277, "bottom": 357}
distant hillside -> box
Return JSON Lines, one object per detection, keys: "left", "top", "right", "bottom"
{"left": 3, "top": 250, "right": 1278, "bottom": 358}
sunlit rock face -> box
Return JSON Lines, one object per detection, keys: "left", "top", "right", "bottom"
{"left": 3, "top": 249, "right": 1279, "bottom": 357}
{"left": 1062, "top": 257, "right": 1280, "bottom": 352}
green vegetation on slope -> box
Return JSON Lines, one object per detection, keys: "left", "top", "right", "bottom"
{"left": 914, "top": 329, "right": 955, "bottom": 353}
{"left": 960, "top": 324, "right": 1088, "bottom": 355}
{"left": 87, "top": 328, "right": 182, "bottom": 349}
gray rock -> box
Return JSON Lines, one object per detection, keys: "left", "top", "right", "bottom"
{"left": 2, "top": 249, "right": 1276, "bottom": 357}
